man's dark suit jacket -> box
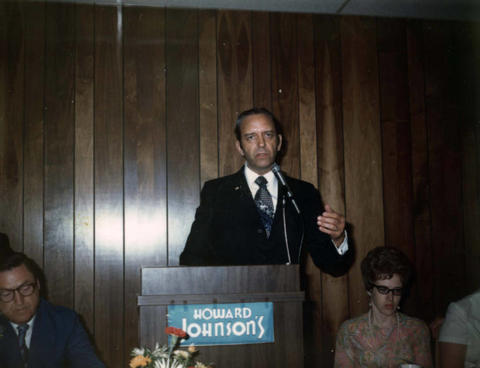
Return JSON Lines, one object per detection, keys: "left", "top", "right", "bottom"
{"left": 180, "top": 168, "right": 352, "bottom": 276}
{"left": 0, "top": 298, "right": 105, "bottom": 368}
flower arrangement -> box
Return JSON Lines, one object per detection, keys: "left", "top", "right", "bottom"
{"left": 129, "top": 327, "right": 213, "bottom": 368}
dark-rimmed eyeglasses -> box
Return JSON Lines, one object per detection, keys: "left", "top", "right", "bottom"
{"left": 372, "top": 284, "right": 403, "bottom": 296}
{"left": 0, "top": 282, "right": 37, "bottom": 303}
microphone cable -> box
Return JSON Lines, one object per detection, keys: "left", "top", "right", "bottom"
{"left": 281, "top": 190, "right": 305, "bottom": 265}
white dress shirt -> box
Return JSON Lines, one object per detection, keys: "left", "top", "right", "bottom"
{"left": 10, "top": 315, "right": 36, "bottom": 348}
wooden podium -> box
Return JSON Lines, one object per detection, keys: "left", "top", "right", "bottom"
{"left": 138, "top": 265, "right": 305, "bottom": 368}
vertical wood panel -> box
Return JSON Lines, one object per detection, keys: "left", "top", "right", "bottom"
{"left": 124, "top": 5, "right": 167, "bottom": 353}
{"left": 166, "top": 9, "right": 199, "bottom": 265}
{"left": 271, "top": 12, "right": 299, "bottom": 176}
{"left": 298, "top": 14, "right": 316, "bottom": 185}
{"left": 297, "top": 13, "right": 324, "bottom": 367}
{"left": 342, "top": 16, "right": 384, "bottom": 317}
{"left": 199, "top": 10, "right": 218, "bottom": 185}
{"left": 314, "top": 15, "right": 349, "bottom": 367}
{"left": 406, "top": 20, "right": 434, "bottom": 322}
{"left": 376, "top": 19, "right": 418, "bottom": 315}
{"left": 94, "top": 5, "right": 124, "bottom": 366}
{"left": 44, "top": 2, "right": 75, "bottom": 307}
{"left": 23, "top": 1, "right": 44, "bottom": 265}
{"left": 217, "top": 10, "right": 252, "bottom": 176}
{"left": 423, "top": 21, "right": 464, "bottom": 315}
{"left": 0, "top": 1, "right": 24, "bottom": 251}
{"left": 377, "top": 19, "right": 414, "bottom": 257}
{"left": 252, "top": 11, "right": 272, "bottom": 109}
{"left": 456, "top": 22, "right": 480, "bottom": 294}
{"left": 74, "top": 1, "right": 95, "bottom": 334}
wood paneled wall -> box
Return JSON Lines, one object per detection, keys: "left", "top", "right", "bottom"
{"left": 1, "top": 2, "right": 479, "bottom": 366}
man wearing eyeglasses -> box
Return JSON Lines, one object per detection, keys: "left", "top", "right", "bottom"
{"left": 0, "top": 251, "right": 105, "bottom": 368}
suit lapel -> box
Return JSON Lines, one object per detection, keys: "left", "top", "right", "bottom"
{"left": 28, "top": 300, "right": 55, "bottom": 367}
{"left": 224, "top": 168, "right": 265, "bottom": 227}
{"left": 229, "top": 168, "right": 250, "bottom": 194}
{"left": 0, "top": 317, "right": 23, "bottom": 367}
{"left": 225, "top": 168, "right": 256, "bottom": 207}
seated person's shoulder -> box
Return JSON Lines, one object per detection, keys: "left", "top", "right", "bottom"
{"left": 338, "top": 314, "right": 368, "bottom": 335}
{"left": 442, "top": 290, "right": 480, "bottom": 324}
{"left": 401, "top": 314, "right": 430, "bottom": 333}
{"left": 456, "top": 289, "right": 480, "bottom": 314}
{"left": 40, "top": 299, "right": 79, "bottom": 325}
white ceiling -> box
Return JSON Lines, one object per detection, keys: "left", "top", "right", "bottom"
{"left": 84, "top": 0, "right": 480, "bottom": 21}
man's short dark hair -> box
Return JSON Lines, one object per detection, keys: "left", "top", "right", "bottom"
{"left": 0, "top": 232, "right": 14, "bottom": 260}
{"left": 0, "top": 252, "right": 39, "bottom": 281}
{"left": 234, "top": 107, "right": 282, "bottom": 141}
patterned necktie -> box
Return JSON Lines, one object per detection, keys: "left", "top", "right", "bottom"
{"left": 17, "top": 323, "right": 29, "bottom": 366}
{"left": 254, "top": 176, "right": 274, "bottom": 237}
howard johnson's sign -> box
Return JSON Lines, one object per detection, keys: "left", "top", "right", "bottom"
{"left": 167, "top": 302, "right": 274, "bottom": 346}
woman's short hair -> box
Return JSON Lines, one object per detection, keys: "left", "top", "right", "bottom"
{"left": 361, "top": 246, "right": 413, "bottom": 291}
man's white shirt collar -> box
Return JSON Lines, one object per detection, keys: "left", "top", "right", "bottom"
{"left": 244, "top": 164, "right": 279, "bottom": 209}
{"left": 10, "top": 314, "right": 36, "bottom": 348}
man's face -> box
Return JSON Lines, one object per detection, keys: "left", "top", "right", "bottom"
{"left": 235, "top": 114, "right": 282, "bottom": 175}
{"left": 0, "top": 264, "right": 40, "bottom": 324}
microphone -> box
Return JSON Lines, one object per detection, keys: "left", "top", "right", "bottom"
{"left": 272, "top": 163, "right": 301, "bottom": 214}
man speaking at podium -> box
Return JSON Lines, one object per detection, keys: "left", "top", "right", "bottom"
{"left": 180, "top": 108, "right": 352, "bottom": 276}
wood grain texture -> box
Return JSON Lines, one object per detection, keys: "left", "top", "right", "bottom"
{"left": 271, "top": 12, "right": 299, "bottom": 177}
{"left": 297, "top": 13, "right": 322, "bottom": 367}
{"left": 44, "top": 1, "right": 75, "bottom": 307}
{"left": 406, "top": 20, "right": 434, "bottom": 322}
{"left": 166, "top": 8, "right": 199, "bottom": 265}
{"left": 94, "top": 5, "right": 124, "bottom": 366}
{"left": 252, "top": 11, "right": 272, "bottom": 109}
{"left": 199, "top": 10, "right": 218, "bottom": 186}
{"left": 0, "top": 0, "right": 24, "bottom": 251}
{"left": 298, "top": 14, "right": 317, "bottom": 186}
{"left": 341, "top": 16, "right": 384, "bottom": 317}
{"left": 423, "top": 21, "right": 465, "bottom": 316}
{"left": 74, "top": 1, "right": 95, "bottom": 335}
{"left": 376, "top": 19, "right": 417, "bottom": 315}
{"left": 377, "top": 19, "right": 414, "bottom": 258}
{"left": 74, "top": 0, "right": 95, "bottom": 333}
{"left": 217, "top": 10, "right": 253, "bottom": 176}
{"left": 314, "top": 15, "right": 349, "bottom": 367}
{"left": 124, "top": 5, "right": 167, "bottom": 354}
{"left": 455, "top": 22, "right": 480, "bottom": 294}
{"left": 23, "top": 0, "right": 45, "bottom": 265}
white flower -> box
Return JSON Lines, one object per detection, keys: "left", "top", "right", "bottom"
{"left": 131, "top": 347, "right": 145, "bottom": 356}
{"left": 171, "top": 361, "right": 184, "bottom": 368}
{"left": 153, "top": 358, "right": 168, "bottom": 368}
{"left": 173, "top": 350, "right": 190, "bottom": 359}
{"left": 151, "top": 357, "right": 186, "bottom": 368}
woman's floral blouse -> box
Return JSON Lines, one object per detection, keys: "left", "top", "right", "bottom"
{"left": 334, "top": 312, "right": 432, "bottom": 368}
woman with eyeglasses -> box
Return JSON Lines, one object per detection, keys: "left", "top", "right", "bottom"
{"left": 334, "top": 246, "right": 433, "bottom": 367}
